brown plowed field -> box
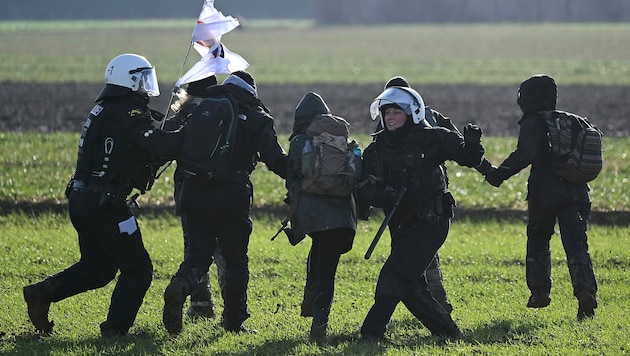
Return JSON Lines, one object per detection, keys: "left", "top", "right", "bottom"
{"left": 1, "top": 82, "right": 628, "bottom": 137}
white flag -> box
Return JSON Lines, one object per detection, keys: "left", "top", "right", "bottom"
{"left": 175, "top": 0, "right": 249, "bottom": 87}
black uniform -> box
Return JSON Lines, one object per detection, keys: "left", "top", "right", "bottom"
{"left": 25, "top": 92, "right": 183, "bottom": 336}
{"left": 166, "top": 83, "right": 287, "bottom": 332}
{"left": 485, "top": 75, "right": 597, "bottom": 319}
{"left": 358, "top": 120, "right": 484, "bottom": 339}
{"left": 164, "top": 96, "right": 227, "bottom": 318}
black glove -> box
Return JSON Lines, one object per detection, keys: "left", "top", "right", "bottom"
{"left": 475, "top": 158, "right": 493, "bottom": 176}
{"left": 150, "top": 109, "right": 165, "bottom": 121}
{"left": 463, "top": 123, "right": 482, "bottom": 143}
{"left": 485, "top": 167, "right": 503, "bottom": 187}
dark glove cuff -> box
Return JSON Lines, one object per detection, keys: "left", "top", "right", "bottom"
{"left": 476, "top": 159, "right": 492, "bottom": 175}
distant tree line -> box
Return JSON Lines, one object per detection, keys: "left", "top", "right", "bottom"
{"left": 313, "top": 0, "right": 630, "bottom": 24}
{"left": 3, "top": 0, "right": 628, "bottom": 23}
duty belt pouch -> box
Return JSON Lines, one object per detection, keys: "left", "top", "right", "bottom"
{"left": 64, "top": 179, "right": 74, "bottom": 199}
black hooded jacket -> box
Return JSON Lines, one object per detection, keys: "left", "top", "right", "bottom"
{"left": 488, "top": 75, "right": 589, "bottom": 194}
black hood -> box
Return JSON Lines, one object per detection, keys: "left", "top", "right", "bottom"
{"left": 291, "top": 92, "right": 331, "bottom": 139}
{"left": 517, "top": 75, "right": 557, "bottom": 116}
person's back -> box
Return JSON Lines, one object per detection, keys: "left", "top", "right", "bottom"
{"left": 163, "top": 71, "right": 288, "bottom": 335}
{"left": 484, "top": 74, "right": 598, "bottom": 320}
{"left": 285, "top": 91, "right": 357, "bottom": 340}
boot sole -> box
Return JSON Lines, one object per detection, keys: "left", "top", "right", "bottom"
{"left": 163, "top": 282, "right": 186, "bottom": 335}
{"left": 23, "top": 285, "right": 54, "bottom": 333}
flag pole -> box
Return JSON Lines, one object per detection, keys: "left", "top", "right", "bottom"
{"left": 160, "top": 0, "right": 207, "bottom": 129}
{"left": 160, "top": 42, "right": 193, "bottom": 130}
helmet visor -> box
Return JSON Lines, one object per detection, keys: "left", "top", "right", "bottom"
{"left": 135, "top": 67, "right": 160, "bottom": 97}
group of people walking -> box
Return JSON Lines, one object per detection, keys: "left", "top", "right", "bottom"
{"left": 22, "top": 52, "right": 598, "bottom": 343}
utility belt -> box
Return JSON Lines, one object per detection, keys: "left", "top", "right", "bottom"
{"left": 66, "top": 179, "right": 133, "bottom": 207}
{"left": 392, "top": 191, "right": 456, "bottom": 230}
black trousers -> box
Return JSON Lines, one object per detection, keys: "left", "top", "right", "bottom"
{"left": 173, "top": 182, "right": 253, "bottom": 325}
{"left": 45, "top": 190, "right": 152, "bottom": 332}
{"left": 305, "top": 227, "right": 355, "bottom": 326}
{"left": 361, "top": 217, "right": 458, "bottom": 337}
{"left": 526, "top": 184, "right": 597, "bottom": 298}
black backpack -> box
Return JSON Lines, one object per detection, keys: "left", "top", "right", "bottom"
{"left": 177, "top": 95, "right": 239, "bottom": 183}
{"left": 541, "top": 110, "right": 603, "bottom": 184}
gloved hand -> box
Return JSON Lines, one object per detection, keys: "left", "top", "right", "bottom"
{"left": 463, "top": 123, "right": 482, "bottom": 143}
{"left": 475, "top": 158, "right": 493, "bottom": 176}
{"left": 150, "top": 109, "right": 165, "bottom": 121}
{"left": 484, "top": 167, "right": 503, "bottom": 187}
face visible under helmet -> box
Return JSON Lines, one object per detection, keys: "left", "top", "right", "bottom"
{"left": 370, "top": 86, "right": 426, "bottom": 128}
{"left": 104, "top": 53, "right": 160, "bottom": 97}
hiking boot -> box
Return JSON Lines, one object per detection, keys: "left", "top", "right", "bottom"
{"left": 162, "top": 279, "right": 187, "bottom": 335}
{"left": 222, "top": 320, "right": 258, "bottom": 334}
{"left": 187, "top": 301, "right": 215, "bottom": 319}
{"left": 309, "top": 322, "right": 327, "bottom": 341}
{"left": 100, "top": 321, "right": 127, "bottom": 338}
{"left": 526, "top": 293, "right": 551, "bottom": 308}
{"left": 300, "top": 286, "right": 317, "bottom": 317}
{"left": 23, "top": 282, "right": 54, "bottom": 334}
{"left": 577, "top": 291, "right": 597, "bottom": 321}
{"left": 359, "top": 333, "right": 385, "bottom": 343}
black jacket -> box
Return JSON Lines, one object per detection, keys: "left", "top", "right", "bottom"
{"left": 74, "top": 94, "right": 183, "bottom": 194}
{"left": 359, "top": 124, "right": 484, "bottom": 225}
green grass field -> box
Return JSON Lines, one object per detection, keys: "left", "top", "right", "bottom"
{"left": 2, "top": 21, "right": 630, "bottom": 85}
{"left": 1, "top": 213, "right": 628, "bottom": 355}
{"left": 1, "top": 132, "right": 629, "bottom": 212}
{"left": 1, "top": 20, "right": 629, "bottom": 355}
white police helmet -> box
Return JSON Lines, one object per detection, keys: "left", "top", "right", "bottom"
{"left": 370, "top": 86, "right": 425, "bottom": 127}
{"left": 104, "top": 53, "right": 160, "bottom": 97}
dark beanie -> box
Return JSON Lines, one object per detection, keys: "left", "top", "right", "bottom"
{"left": 385, "top": 76, "right": 410, "bottom": 89}
{"left": 517, "top": 74, "right": 557, "bottom": 115}
{"left": 232, "top": 70, "right": 256, "bottom": 89}
{"left": 186, "top": 75, "right": 218, "bottom": 97}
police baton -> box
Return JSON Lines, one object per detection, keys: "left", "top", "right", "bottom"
{"left": 364, "top": 186, "right": 407, "bottom": 260}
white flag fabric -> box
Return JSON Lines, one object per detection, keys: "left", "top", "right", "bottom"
{"left": 175, "top": 43, "right": 249, "bottom": 87}
{"left": 192, "top": 1, "right": 240, "bottom": 46}
{"left": 175, "top": 0, "right": 248, "bottom": 87}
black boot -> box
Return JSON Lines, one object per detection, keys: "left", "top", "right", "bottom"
{"left": 23, "top": 281, "right": 54, "bottom": 334}
{"left": 577, "top": 291, "right": 597, "bottom": 321}
{"left": 309, "top": 321, "right": 327, "bottom": 341}
{"left": 187, "top": 276, "right": 215, "bottom": 319}
{"left": 527, "top": 291, "right": 551, "bottom": 308}
{"left": 163, "top": 278, "right": 188, "bottom": 335}
{"left": 300, "top": 286, "right": 317, "bottom": 317}
{"left": 222, "top": 319, "right": 258, "bottom": 334}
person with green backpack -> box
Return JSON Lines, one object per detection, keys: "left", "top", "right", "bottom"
{"left": 284, "top": 91, "right": 358, "bottom": 341}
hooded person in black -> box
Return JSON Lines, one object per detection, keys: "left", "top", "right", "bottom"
{"left": 485, "top": 75, "right": 598, "bottom": 320}
{"left": 162, "top": 71, "right": 288, "bottom": 335}
{"left": 162, "top": 75, "right": 228, "bottom": 320}
{"left": 285, "top": 92, "right": 357, "bottom": 340}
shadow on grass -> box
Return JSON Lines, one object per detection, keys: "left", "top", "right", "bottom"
{"left": 2, "top": 200, "right": 629, "bottom": 226}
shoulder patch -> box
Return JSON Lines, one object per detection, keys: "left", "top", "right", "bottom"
{"left": 90, "top": 104, "right": 104, "bottom": 116}
{"left": 129, "top": 109, "right": 143, "bottom": 117}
